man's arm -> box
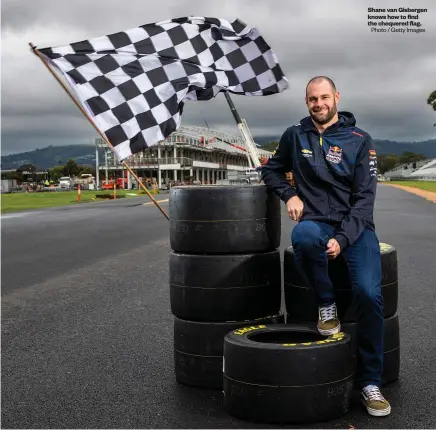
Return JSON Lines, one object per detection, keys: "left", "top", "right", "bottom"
{"left": 334, "top": 134, "right": 378, "bottom": 251}
{"left": 260, "top": 128, "right": 297, "bottom": 203}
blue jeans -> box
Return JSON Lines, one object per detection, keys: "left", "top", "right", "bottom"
{"left": 291, "top": 220, "right": 384, "bottom": 388}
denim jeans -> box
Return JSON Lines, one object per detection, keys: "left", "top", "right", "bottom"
{"left": 291, "top": 220, "right": 384, "bottom": 388}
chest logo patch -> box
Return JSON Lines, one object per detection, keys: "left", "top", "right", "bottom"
{"left": 326, "top": 145, "right": 342, "bottom": 164}
{"left": 301, "top": 149, "right": 313, "bottom": 158}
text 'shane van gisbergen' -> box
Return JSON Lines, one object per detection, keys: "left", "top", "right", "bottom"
{"left": 368, "top": 7, "right": 427, "bottom": 13}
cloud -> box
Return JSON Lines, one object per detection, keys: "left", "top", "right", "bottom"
{"left": 1, "top": 0, "right": 435, "bottom": 155}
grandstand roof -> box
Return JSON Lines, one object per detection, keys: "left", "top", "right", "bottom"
{"left": 172, "top": 125, "right": 272, "bottom": 157}
{"left": 410, "top": 158, "right": 436, "bottom": 178}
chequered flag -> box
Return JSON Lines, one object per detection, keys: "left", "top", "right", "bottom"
{"left": 38, "top": 17, "right": 289, "bottom": 161}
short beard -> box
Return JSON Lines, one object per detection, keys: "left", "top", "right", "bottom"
{"left": 310, "top": 103, "right": 338, "bottom": 125}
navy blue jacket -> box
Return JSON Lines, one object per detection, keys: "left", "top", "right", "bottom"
{"left": 260, "top": 111, "right": 378, "bottom": 251}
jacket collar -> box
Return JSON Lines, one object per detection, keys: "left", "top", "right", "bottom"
{"left": 300, "top": 111, "right": 356, "bottom": 133}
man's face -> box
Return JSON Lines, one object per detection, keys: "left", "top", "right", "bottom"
{"left": 305, "top": 81, "right": 339, "bottom": 125}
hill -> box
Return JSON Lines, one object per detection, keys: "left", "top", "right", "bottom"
{"left": 1, "top": 145, "right": 105, "bottom": 170}
{"left": 1, "top": 138, "right": 436, "bottom": 170}
{"left": 256, "top": 136, "right": 436, "bottom": 158}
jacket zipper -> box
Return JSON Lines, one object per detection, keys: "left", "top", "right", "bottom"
{"left": 320, "top": 135, "right": 331, "bottom": 220}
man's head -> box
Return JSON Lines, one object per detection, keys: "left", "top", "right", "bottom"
{"left": 305, "top": 76, "right": 340, "bottom": 126}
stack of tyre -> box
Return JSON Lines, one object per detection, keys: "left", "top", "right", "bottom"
{"left": 284, "top": 242, "right": 400, "bottom": 386}
{"left": 169, "top": 184, "right": 284, "bottom": 390}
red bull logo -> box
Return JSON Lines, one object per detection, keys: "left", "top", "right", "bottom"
{"left": 326, "top": 145, "right": 342, "bottom": 164}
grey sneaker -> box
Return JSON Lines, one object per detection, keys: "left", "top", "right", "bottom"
{"left": 317, "top": 303, "right": 341, "bottom": 335}
{"left": 361, "top": 385, "right": 391, "bottom": 417}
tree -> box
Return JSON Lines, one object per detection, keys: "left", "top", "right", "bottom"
{"left": 63, "top": 159, "right": 79, "bottom": 177}
{"left": 78, "top": 165, "right": 95, "bottom": 176}
{"left": 428, "top": 90, "right": 436, "bottom": 126}
{"left": 399, "top": 151, "right": 426, "bottom": 165}
{"left": 427, "top": 90, "right": 436, "bottom": 111}
{"left": 262, "top": 141, "right": 280, "bottom": 152}
{"left": 19, "top": 163, "right": 37, "bottom": 172}
{"left": 48, "top": 166, "right": 66, "bottom": 182}
{"left": 377, "top": 154, "right": 400, "bottom": 174}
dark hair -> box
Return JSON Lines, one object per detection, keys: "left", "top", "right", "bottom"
{"left": 306, "top": 76, "right": 337, "bottom": 95}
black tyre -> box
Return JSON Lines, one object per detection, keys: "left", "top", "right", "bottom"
{"left": 285, "top": 314, "right": 400, "bottom": 386}
{"left": 341, "top": 313, "right": 400, "bottom": 386}
{"left": 174, "top": 314, "right": 284, "bottom": 389}
{"left": 284, "top": 242, "right": 398, "bottom": 322}
{"left": 223, "top": 325, "right": 354, "bottom": 423}
{"left": 169, "top": 184, "right": 281, "bottom": 254}
{"left": 170, "top": 250, "right": 282, "bottom": 321}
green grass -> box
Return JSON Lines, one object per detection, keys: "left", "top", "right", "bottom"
{"left": 0, "top": 190, "right": 155, "bottom": 213}
{"left": 388, "top": 181, "right": 436, "bottom": 192}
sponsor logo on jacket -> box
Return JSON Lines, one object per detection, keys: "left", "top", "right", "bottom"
{"left": 325, "top": 145, "right": 342, "bottom": 164}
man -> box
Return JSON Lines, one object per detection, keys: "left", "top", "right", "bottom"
{"left": 260, "top": 76, "right": 391, "bottom": 417}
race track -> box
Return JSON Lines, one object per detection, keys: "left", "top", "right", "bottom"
{"left": 2, "top": 184, "right": 435, "bottom": 428}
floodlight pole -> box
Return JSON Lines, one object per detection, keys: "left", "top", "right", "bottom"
{"left": 223, "top": 92, "right": 261, "bottom": 168}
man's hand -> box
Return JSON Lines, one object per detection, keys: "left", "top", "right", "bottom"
{"left": 286, "top": 195, "right": 304, "bottom": 221}
{"left": 326, "top": 238, "right": 341, "bottom": 259}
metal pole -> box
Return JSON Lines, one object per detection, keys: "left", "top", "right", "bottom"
{"left": 95, "top": 142, "right": 100, "bottom": 190}
{"left": 223, "top": 92, "right": 261, "bottom": 167}
{"left": 224, "top": 92, "right": 242, "bottom": 124}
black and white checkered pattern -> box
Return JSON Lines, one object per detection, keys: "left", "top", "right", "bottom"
{"left": 39, "top": 17, "right": 288, "bottom": 161}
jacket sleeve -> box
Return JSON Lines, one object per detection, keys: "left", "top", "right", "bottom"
{"left": 260, "top": 128, "right": 297, "bottom": 203}
{"left": 334, "top": 134, "right": 378, "bottom": 251}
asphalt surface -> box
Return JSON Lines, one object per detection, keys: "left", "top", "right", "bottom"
{"left": 1, "top": 185, "right": 436, "bottom": 429}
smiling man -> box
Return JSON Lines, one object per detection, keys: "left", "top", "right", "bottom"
{"left": 260, "top": 76, "right": 391, "bottom": 417}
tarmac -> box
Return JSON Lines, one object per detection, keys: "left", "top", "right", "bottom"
{"left": 1, "top": 184, "right": 436, "bottom": 428}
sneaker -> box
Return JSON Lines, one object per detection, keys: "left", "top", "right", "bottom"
{"left": 317, "top": 303, "right": 341, "bottom": 335}
{"left": 361, "top": 385, "right": 391, "bottom": 417}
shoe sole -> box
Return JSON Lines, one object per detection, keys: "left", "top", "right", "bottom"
{"left": 362, "top": 400, "right": 391, "bottom": 417}
{"left": 317, "top": 323, "right": 341, "bottom": 336}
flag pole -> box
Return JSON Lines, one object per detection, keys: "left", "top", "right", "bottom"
{"left": 28, "top": 42, "right": 169, "bottom": 221}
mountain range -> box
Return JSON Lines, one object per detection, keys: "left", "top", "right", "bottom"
{"left": 1, "top": 138, "right": 435, "bottom": 170}
{"left": 255, "top": 135, "right": 436, "bottom": 156}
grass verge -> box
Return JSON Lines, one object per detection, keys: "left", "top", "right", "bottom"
{"left": 386, "top": 181, "right": 436, "bottom": 192}
{"left": 1, "top": 190, "right": 157, "bottom": 213}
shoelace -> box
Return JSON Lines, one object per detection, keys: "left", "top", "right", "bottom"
{"left": 319, "top": 303, "right": 337, "bottom": 322}
{"left": 363, "top": 385, "right": 385, "bottom": 402}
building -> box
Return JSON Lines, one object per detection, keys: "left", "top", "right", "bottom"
{"left": 383, "top": 158, "right": 436, "bottom": 180}
{"left": 95, "top": 125, "right": 273, "bottom": 188}
{"left": 409, "top": 158, "right": 436, "bottom": 180}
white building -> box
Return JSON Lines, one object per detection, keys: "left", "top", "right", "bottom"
{"left": 95, "top": 125, "right": 273, "bottom": 188}
{"left": 383, "top": 158, "right": 434, "bottom": 180}
{"left": 409, "top": 158, "right": 436, "bottom": 180}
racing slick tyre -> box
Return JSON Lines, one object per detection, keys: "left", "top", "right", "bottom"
{"left": 169, "top": 184, "right": 281, "bottom": 254}
{"left": 341, "top": 313, "right": 400, "bottom": 386}
{"left": 169, "top": 250, "right": 282, "bottom": 321}
{"left": 285, "top": 314, "right": 400, "bottom": 387}
{"left": 174, "top": 314, "right": 284, "bottom": 389}
{"left": 223, "top": 325, "right": 354, "bottom": 424}
{"left": 284, "top": 243, "right": 398, "bottom": 322}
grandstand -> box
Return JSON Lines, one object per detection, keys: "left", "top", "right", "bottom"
{"left": 409, "top": 158, "right": 436, "bottom": 180}
{"left": 95, "top": 125, "right": 273, "bottom": 188}
{"left": 383, "top": 158, "right": 436, "bottom": 181}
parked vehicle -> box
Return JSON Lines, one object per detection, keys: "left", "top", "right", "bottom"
{"left": 59, "top": 176, "right": 73, "bottom": 189}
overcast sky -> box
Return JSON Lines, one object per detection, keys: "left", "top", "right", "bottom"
{"left": 1, "top": 0, "right": 435, "bottom": 155}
